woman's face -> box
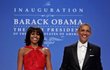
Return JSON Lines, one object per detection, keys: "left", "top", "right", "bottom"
{"left": 30, "top": 31, "right": 40, "bottom": 45}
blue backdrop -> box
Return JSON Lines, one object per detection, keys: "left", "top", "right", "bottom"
{"left": 0, "top": 0, "right": 110, "bottom": 70}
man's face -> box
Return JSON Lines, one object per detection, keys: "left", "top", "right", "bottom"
{"left": 78, "top": 25, "right": 91, "bottom": 43}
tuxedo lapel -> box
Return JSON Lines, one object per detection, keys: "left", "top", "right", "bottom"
{"left": 82, "top": 43, "right": 92, "bottom": 68}
{"left": 71, "top": 43, "right": 79, "bottom": 67}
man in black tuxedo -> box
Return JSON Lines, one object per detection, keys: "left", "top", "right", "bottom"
{"left": 60, "top": 23, "right": 103, "bottom": 70}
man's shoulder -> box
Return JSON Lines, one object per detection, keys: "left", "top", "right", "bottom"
{"left": 89, "top": 42, "right": 101, "bottom": 49}
{"left": 65, "top": 43, "right": 77, "bottom": 49}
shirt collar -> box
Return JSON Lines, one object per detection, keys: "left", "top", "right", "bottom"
{"left": 78, "top": 40, "right": 88, "bottom": 48}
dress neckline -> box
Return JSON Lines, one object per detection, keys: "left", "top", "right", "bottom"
{"left": 25, "top": 46, "right": 42, "bottom": 50}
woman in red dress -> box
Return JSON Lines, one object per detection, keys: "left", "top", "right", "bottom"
{"left": 17, "top": 27, "right": 52, "bottom": 70}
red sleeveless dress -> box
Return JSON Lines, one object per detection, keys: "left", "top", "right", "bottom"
{"left": 23, "top": 46, "right": 46, "bottom": 70}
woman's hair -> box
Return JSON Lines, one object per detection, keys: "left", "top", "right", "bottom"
{"left": 25, "top": 27, "right": 44, "bottom": 46}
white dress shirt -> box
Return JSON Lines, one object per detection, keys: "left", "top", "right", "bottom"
{"left": 77, "top": 41, "right": 88, "bottom": 70}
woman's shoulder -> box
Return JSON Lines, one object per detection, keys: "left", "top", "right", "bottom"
{"left": 18, "top": 46, "right": 28, "bottom": 55}
{"left": 42, "top": 46, "right": 51, "bottom": 56}
{"left": 19, "top": 46, "right": 27, "bottom": 51}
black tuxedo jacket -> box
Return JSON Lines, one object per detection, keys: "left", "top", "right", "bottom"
{"left": 60, "top": 42, "right": 103, "bottom": 70}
